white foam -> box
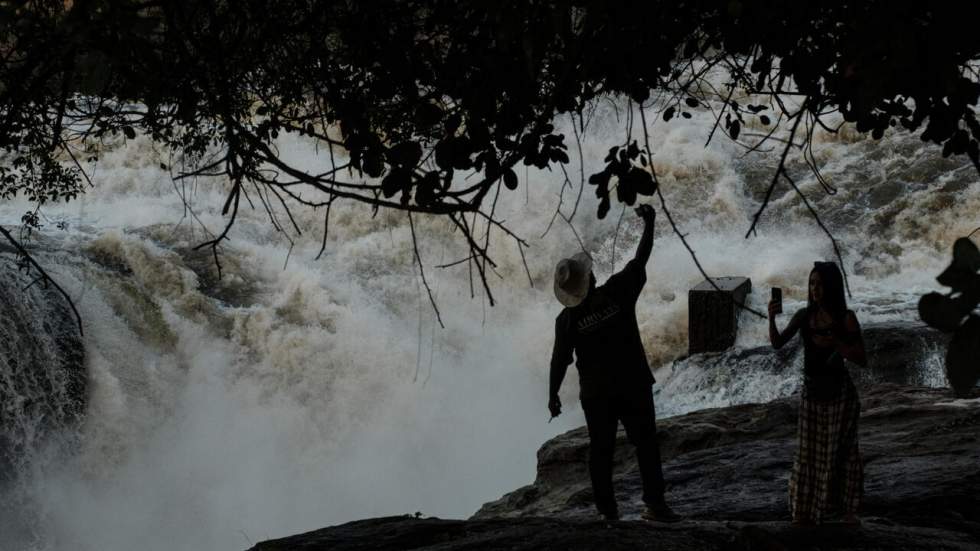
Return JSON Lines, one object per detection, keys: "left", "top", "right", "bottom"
{"left": 1, "top": 96, "right": 976, "bottom": 550}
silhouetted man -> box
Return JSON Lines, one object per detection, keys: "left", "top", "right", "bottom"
{"left": 548, "top": 204, "right": 679, "bottom": 522}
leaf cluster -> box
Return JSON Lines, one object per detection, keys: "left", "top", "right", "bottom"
{"left": 3, "top": 2, "right": 980, "bottom": 214}
{"left": 2, "top": 1, "right": 980, "bottom": 306}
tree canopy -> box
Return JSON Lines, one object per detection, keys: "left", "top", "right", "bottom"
{"left": 2, "top": 0, "right": 980, "bottom": 324}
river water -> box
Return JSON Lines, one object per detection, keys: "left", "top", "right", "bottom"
{"left": 1, "top": 99, "right": 976, "bottom": 550}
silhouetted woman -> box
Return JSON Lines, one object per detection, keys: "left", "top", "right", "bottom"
{"left": 769, "top": 261, "right": 867, "bottom": 526}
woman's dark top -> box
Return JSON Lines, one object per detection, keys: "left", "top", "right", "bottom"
{"left": 800, "top": 312, "right": 851, "bottom": 401}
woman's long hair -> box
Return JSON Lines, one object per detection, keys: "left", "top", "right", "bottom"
{"left": 808, "top": 261, "right": 847, "bottom": 322}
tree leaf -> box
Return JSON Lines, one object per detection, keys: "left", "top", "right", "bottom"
{"left": 381, "top": 169, "right": 409, "bottom": 198}
{"left": 434, "top": 139, "right": 454, "bottom": 170}
{"left": 616, "top": 178, "right": 637, "bottom": 205}
{"left": 550, "top": 149, "right": 570, "bottom": 164}
{"left": 362, "top": 151, "right": 384, "bottom": 178}
{"left": 627, "top": 140, "right": 640, "bottom": 160}
{"left": 597, "top": 195, "right": 610, "bottom": 219}
{"left": 123, "top": 126, "right": 136, "bottom": 139}
{"left": 503, "top": 167, "right": 518, "bottom": 190}
{"left": 604, "top": 146, "right": 619, "bottom": 163}
{"left": 631, "top": 167, "right": 657, "bottom": 195}
{"left": 415, "top": 172, "right": 438, "bottom": 206}
{"left": 588, "top": 169, "right": 610, "bottom": 187}
{"left": 387, "top": 141, "right": 423, "bottom": 167}
{"left": 663, "top": 107, "right": 675, "bottom": 122}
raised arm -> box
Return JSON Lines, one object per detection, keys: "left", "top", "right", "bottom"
{"left": 549, "top": 315, "right": 573, "bottom": 417}
{"left": 770, "top": 307, "right": 805, "bottom": 350}
{"left": 633, "top": 204, "right": 655, "bottom": 266}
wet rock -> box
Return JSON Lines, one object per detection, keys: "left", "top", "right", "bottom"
{"left": 176, "top": 246, "right": 257, "bottom": 308}
{"left": 473, "top": 384, "right": 979, "bottom": 546}
{"left": 249, "top": 384, "right": 979, "bottom": 550}
{"left": 246, "top": 315, "right": 975, "bottom": 551}
{"left": 249, "top": 515, "right": 979, "bottom": 551}
{"left": 855, "top": 322, "right": 947, "bottom": 386}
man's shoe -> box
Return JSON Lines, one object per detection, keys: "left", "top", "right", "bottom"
{"left": 597, "top": 511, "right": 620, "bottom": 522}
{"left": 642, "top": 503, "right": 682, "bottom": 523}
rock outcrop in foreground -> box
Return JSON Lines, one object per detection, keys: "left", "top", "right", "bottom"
{"left": 250, "top": 384, "right": 980, "bottom": 550}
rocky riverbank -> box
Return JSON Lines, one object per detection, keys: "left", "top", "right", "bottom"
{"left": 249, "top": 383, "right": 980, "bottom": 550}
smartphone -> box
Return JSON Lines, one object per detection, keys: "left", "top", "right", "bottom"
{"left": 771, "top": 287, "right": 783, "bottom": 315}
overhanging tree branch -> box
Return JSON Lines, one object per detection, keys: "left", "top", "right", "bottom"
{"left": 0, "top": 225, "right": 83, "bottom": 336}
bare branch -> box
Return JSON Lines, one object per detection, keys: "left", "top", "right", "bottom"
{"left": 0, "top": 225, "right": 84, "bottom": 336}
{"left": 559, "top": 211, "right": 591, "bottom": 262}
{"left": 408, "top": 212, "right": 444, "bottom": 328}
{"left": 611, "top": 203, "right": 626, "bottom": 273}
{"left": 568, "top": 113, "right": 587, "bottom": 220}
{"left": 781, "top": 171, "right": 852, "bottom": 297}
{"left": 315, "top": 197, "right": 336, "bottom": 261}
{"left": 449, "top": 211, "right": 496, "bottom": 306}
{"left": 517, "top": 240, "right": 534, "bottom": 288}
{"left": 193, "top": 177, "right": 242, "bottom": 279}
{"left": 639, "top": 106, "right": 766, "bottom": 319}
{"left": 704, "top": 82, "right": 736, "bottom": 147}
{"left": 744, "top": 98, "right": 808, "bottom": 238}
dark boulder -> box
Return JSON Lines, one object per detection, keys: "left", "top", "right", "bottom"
{"left": 249, "top": 515, "right": 980, "bottom": 551}
{"left": 246, "top": 319, "right": 977, "bottom": 550}
{"left": 250, "top": 384, "right": 980, "bottom": 550}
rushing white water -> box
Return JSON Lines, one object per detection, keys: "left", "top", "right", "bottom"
{"left": 1, "top": 99, "right": 977, "bottom": 550}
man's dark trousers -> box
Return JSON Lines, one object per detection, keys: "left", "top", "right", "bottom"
{"left": 581, "top": 387, "right": 665, "bottom": 517}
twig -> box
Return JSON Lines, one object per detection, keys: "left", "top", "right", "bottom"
{"left": 612, "top": 204, "right": 626, "bottom": 274}
{"left": 744, "top": 98, "right": 808, "bottom": 239}
{"left": 414, "top": 264, "right": 424, "bottom": 383}
{"left": 193, "top": 177, "right": 242, "bottom": 279}
{"left": 781, "top": 171, "right": 852, "bottom": 297}
{"left": 408, "top": 212, "right": 444, "bottom": 328}
{"left": 0, "top": 225, "right": 84, "bottom": 335}
{"left": 558, "top": 211, "right": 591, "bottom": 261}
{"left": 517, "top": 241, "right": 534, "bottom": 288}
{"left": 704, "top": 82, "right": 736, "bottom": 147}
{"left": 450, "top": 212, "right": 496, "bottom": 306}
{"left": 540, "top": 187, "right": 566, "bottom": 239}
{"left": 282, "top": 241, "right": 293, "bottom": 270}
{"left": 639, "top": 107, "right": 766, "bottom": 319}
{"left": 315, "top": 197, "right": 335, "bottom": 261}
{"left": 568, "top": 113, "right": 587, "bottom": 220}
{"left": 437, "top": 255, "right": 476, "bottom": 269}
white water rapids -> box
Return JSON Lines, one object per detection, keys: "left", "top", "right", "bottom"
{"left": 1, "top": 100, "right": 977, "bottom": 550}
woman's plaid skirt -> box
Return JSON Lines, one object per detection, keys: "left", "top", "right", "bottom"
{"left": 789, "top": 378, "right": 863, "bottom": 523}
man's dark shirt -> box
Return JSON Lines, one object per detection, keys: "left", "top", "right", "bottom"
{"left": 550, "top": 259, "right": 655, "bottom": 399}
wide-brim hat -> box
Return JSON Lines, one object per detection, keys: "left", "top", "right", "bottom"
{"left": 554, "top": 252, "right": 593, "bottom": 307}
